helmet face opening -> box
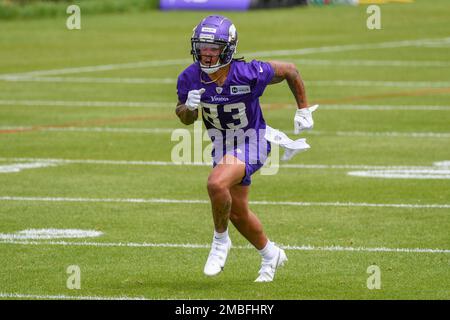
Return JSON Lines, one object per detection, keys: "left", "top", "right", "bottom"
{"left": 190, "top": 15, "right": 238, "bottom": 73}
{"left": 191, "top": 40, "right": 227, "bottom": 68}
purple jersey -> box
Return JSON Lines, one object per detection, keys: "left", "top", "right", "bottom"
{"left": 177, "top": 59, "right": 274, "bottom": 135}
{"left": 177, "top": 60, "right": 274, "bottom": 186}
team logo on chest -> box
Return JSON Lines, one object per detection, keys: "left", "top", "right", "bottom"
{"left": 216, "top": 87, "right": 223, "bottom": 94}
{"left": 210, "top": 95, "right": 229, "bottom": 103}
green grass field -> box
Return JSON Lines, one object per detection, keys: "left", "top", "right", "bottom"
{"left": 0, "top": 0, "right": 449, "bottom": 300}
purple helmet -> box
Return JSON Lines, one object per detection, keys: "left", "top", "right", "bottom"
{"left": 191, "top": 15, "right": 238, "bottom": 74}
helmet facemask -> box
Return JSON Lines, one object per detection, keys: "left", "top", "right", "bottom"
{"left": 191, "top": 41, "right": 224, "bottom": 74}
{"left": 191, "top": 40, "right": 236, "bottom": 74}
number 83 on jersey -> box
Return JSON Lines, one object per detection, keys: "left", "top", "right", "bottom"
{"left": 201, "top": 102, "right": 249, "bottom": 130}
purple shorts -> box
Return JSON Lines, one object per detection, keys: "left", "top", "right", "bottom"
{"left": 212, "top": 136, "right": 271, "bottom": 186}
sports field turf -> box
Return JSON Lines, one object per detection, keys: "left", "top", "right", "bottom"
{"left": 0, "top": 0, "right": 449, "bottom": 299}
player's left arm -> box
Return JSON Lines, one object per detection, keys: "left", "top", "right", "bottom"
{"left": 267, "top": 61, "right": 318, "bottom": 133}
{"left": 267, "top": 60, "right": 308, "bottom": 109}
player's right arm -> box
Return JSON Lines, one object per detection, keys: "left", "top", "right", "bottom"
{"left": 175, "top": 101, "right": 198, "bottom": 125}
{"left": 267, "top": 60, "right": 308, "bottom": 109}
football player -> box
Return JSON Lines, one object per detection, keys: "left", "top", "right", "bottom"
{"left": 176, "top": 15, "right": 317, "bottom": 282}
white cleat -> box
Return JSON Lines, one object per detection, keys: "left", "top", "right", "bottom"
{"left": 254, "top": 247, "right": 288, "bottom": 282}
{"left": 203, "top": 238, "right": 232, "bottom": 276}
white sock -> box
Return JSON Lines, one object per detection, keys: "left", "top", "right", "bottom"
{"left": 213, "top": 229, "right": 229, "bottom": 244}
{"left": 258, "top": 240, "right": 278, "bottom": 261}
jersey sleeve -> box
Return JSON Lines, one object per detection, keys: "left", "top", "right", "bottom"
{"left": 249, "top": 60, "right": 275, "bottom": 98}
{"left": 176, "top": 72, "right": 190, "bottom": 104}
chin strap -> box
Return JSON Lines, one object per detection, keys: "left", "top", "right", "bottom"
{"left": 200, "top": 63, "right": 221, "bottom": 75}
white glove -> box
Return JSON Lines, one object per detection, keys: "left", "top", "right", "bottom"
{"left": 294, "top": 104, "right": 319, "bottom": 134}
{"left": 185, "top": 88, "right": 205, "bottom": 111}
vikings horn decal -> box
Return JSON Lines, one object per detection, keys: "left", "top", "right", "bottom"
{"left": 229, "top": 24, "right": 237, "bottom": 42}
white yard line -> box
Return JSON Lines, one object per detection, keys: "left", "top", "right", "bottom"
{"left": 0, "top": 99, "right": 173, "bottom": 108}
{"left": 0, "top": 58, "right": 190, "bottom": 78}
{"left": 2, "top": 126, "right": 449, "bottom": 138}
{"left": 311, "top": 130, "right": 450, "bottom": 138}
{"left": 43, "top": 127, "right": 177, "bottom": 134}
{"left": 0, "top": 162, "right": 59, "bottom": 173}
{"left": 246, "top": 37, "right": 450, "bottom": 58}
{"left": 2, "top": 76, "right": 450, "bottom": 88}
{"left": 0, "top": 239, "right": 449, "bottom": 254}
{"left": 0, "top": 37, "right": 448, "bottom": 79}
{"left": 348, "top": 170, "right": 450, "bottom": 179}
{"left": 317, "top": 105, "right": 450, "bottom": 111}
{"left": 0, "top": 158, "right": 210, "bottom": 167}
{"left": 0, "top": 196, "right": 448, "bottom": 209}
{"left": 1, "top": 100, "right": 450, "bottom": 111}
{"left": 0, "top": 76, "right": 176, "bottom": 84}
{"left": 0, "top": 126, "right": 177, "bottom": 134}
{"left": 308, "top": 80, "right": 450, "bottom": 88}
{"left": 0, "top": 157, "right": 441, "bottom": 170}
{"left": 291, "top": 59, "right": 450, "bottom": 68}
{"left": 0, "top": 229, "right": 103, "bottom": 240}
{"left": 0, "top": 292, "right": 149, "bottom": 300}
{"left": 0, "top": 157, "right": 210, "bottom": 167}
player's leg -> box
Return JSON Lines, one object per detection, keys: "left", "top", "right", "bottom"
{"left": 203, "top": 154, "right": 245, "bottom": 276}
{"left": 229, "top": 184, "right": 288, "bottom": 282}
{"left": 229, "top": 184, "right": 267, "bottom": 249}
{"left": 207, "top": 154, "right": 246, "bottom": 232}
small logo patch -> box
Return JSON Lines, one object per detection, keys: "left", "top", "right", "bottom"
{"left": 199, "top": 33, "right": 215, "bottom": 40}
{"left": 201, "top": 27, "right": 217, "bottom": 33}
{"left": 216, "top": 87, "right": 223, "bottom": 94}
{"left": 230, "top": 85, "right": 251, "bottom": 95}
